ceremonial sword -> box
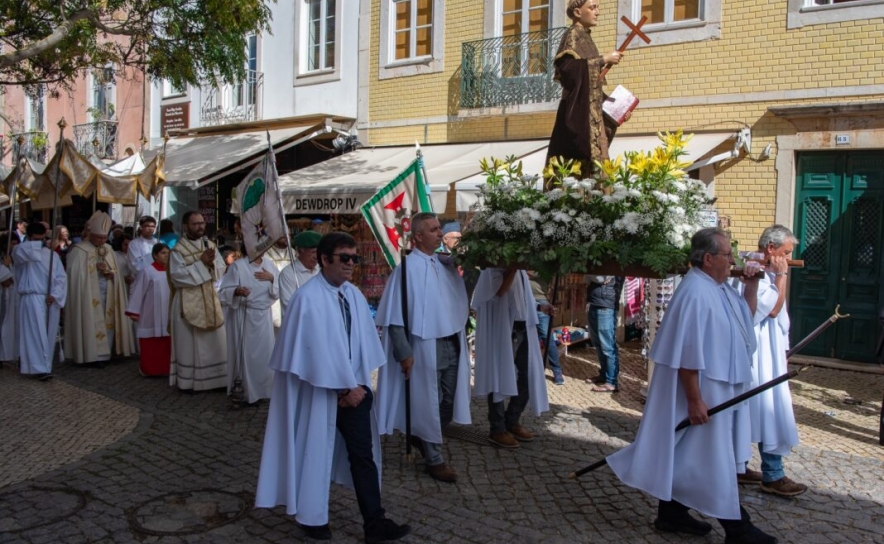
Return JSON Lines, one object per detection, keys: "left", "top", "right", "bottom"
{"left": 570, "top": 306, "right": 850, "bottom": 479}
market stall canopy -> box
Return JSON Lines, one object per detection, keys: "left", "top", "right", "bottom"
{"left": 1, "top": 140, "right": 163, "bottom": 208}
{"left": 453, "top": 131, "right": 740, "bottom": 211}
{"left": 277, "top": 140, "right": 549, "bottom": 215}
{"left": 156, "top": 121, "right": 341, "bottom": 188}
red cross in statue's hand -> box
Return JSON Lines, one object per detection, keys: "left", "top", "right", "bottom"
{"left": 599, "top": 16, "right": 651, "bottom": 81}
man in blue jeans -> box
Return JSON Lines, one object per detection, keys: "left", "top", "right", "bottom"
{"left": 529, "top": 272, "right": 563, "bottom": 385}
{"left": 585, "top": 275, "right": 624, "bottom": 392}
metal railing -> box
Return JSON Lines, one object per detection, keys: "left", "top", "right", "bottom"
{"left": 10, "top": 130, "right": 50, "bottom": 163}
{"left": 200, "top": 70, "right": 264, "bottom": 126}
{"left": 460, "top": 27, "right": 567, "bottom": 110}
{"left": 73, "top": 120, "right": 118, "bottom": 159}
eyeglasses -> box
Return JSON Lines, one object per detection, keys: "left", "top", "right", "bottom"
{"left": 714, "top": 252, "right": 735, "bottom": 259}
{"left": 333, "top": 253, "right": 361, "bottom": 264}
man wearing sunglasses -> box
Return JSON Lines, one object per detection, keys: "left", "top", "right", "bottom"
{"left": 376, "top": 213, "right": 471, "bottom": 483}
{"left": 256, "top": 232, "right": 410, "bottom": 543}
{"left": 607, "top": 227, "right": 777, "bottom": 544}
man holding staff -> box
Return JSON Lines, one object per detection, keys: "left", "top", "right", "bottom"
{"left": 607, "top": 227, "right": 778, "bottom": 544}
{"left": 376, "top": 213, "right": 472, "bottom": 483}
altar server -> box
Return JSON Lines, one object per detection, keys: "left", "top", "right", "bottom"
{"left": 125, "top": 243, "right": 172, "bottom": 376}
{"left": 278, "top": 230, "right": 320, "bottom": 315}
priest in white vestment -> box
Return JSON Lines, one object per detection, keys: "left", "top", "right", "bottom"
{"left": 168, "top": 212, "right": 227, "bottom": 391}
{"left": 255, "top": 232, "right": 410, "bottom": 543}
{"left": 607, "top": 227, "right": 778, "bottom": 544}
{"left": 127, "top": 215, "right": 158, "bottom": 274}
{"left": 0, "top": 255, "right": 18, "bottom": 365}
{"left": 218, "top": 255, "right": 278, "bottom": 404}
{"left": 14, "top": 222, "right": 66, "bottom": 379}
{"left": 278, "top": 231, "right": 320, "bottom": 316}
{"left": 733, "top": 225, "right": 805, "bottom": 497}
{"left": 472, "top": 267, "right": 550, "bottom": 449}
{"left": 264, "top": 237, "right": 291, "bottom": 334}
{"left": 64, "top": 211, "right": 135, "bottom": 365}
{"left": 375, "top": 213, "right": 471, "bottom": 483}
{"left": 125, "top": 243, "right": 172, "bottom": 376}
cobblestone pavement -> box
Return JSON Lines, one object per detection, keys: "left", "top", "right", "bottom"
{"left": 0, "top": 344, "right": 882, "bottom": 544}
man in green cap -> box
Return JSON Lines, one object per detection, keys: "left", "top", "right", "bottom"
{"left": 278, "top": 231, "right": 321, "bottom": 316}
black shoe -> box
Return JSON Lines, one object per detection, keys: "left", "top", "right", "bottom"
{"left": 724, "top": 524, "right": 778, "bottom": 544}
{"left": 300, "top": 523, "right": 332, "bottom": 540}
{"left": 654, "top": 515, "right": 713, "bottom": 536}
{"left": 36, "top": 373, "right": 54, "bottom": 382}
{"left": 365, "top": 517, "right": 411, "bottom": 543}
{"left": 408, "top": 436, "right": 425, "bottom": 459}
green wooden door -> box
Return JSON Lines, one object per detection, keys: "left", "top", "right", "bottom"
{"left": 790, "top": 151, "right": 884, "bottom": 363}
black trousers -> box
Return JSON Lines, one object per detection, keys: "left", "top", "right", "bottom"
{"left": 336, "top": 386, "right": 384, "bottom": 527}
{"left": 487, "top": 322, "right": 530, "bottom": 433}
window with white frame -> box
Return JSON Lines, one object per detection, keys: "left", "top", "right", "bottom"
{"left": 89, "top": 65, "right": 116, "bottom": 120}
{"left": 162, "top": 79, "right": 186, "bottom": 98}
{"left": 378, "top": 0, "right": 444, "bottom": 79}
{"left": 393, "top": 0, "right": 433, "bottom": 61}
{"left": 787, "top": 0, "right": 884, "bottom": 29}
{"left": 234, "top": 35, "right": 259, "bottom": 108}
{"left": 617, "top": 0, "right": 719, "bottom": 47}
{"left": 307, "top": 0, "right": 336, "bottom": 71}
{"left": 501, "top": 0, "right": 551, "bottom": 77}
{"left": 24, "top": 86, "right": 45, "bottom": 132}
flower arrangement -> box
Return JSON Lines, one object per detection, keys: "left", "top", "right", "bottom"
{"left": 456, "top": 130, "right": 714, "bottom": 279}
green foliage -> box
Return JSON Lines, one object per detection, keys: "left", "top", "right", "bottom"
{"left": 0, "top": 0, "right": 273, "bottom": 92}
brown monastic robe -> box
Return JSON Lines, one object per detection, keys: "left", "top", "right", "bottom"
{"left": 546, "top": 23, "right": 619, "bottom": 181}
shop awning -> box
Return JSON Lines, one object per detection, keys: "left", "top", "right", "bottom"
{"left": 278, "top": 140, "right": 548, "bottom": 214}
{"left": 454, "top": 131, "right": 738, "bottom": 211}
{"left": 159, "top": 123, "right": 334, "bottom": 188}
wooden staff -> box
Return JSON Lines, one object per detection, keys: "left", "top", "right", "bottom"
{"left": 45, "top": 119, "right": 66, "bottom": 331}
{"left": 401, "top": 247, "right": 413, "bottom": 460}
{"left": 569, "top": 306, "right": 850, "bottom": 479}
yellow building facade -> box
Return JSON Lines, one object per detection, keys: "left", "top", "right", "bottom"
{"left": 359, "top": 0, "right": 884, "bottom": 363}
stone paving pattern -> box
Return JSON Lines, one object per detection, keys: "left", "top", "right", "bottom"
{"left": 0, "top": 343, "right": 882, "bottom": 543}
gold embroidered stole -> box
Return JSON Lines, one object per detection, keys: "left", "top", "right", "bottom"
{"left": 172, "top": 237, "right": 224, "bottom": 330}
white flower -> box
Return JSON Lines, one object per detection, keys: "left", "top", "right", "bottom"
{"left": 547, "top": 188, "right": 566, "bottom": 201}
{"left": 671, "top": 180, "right": 687, "bottom": 192}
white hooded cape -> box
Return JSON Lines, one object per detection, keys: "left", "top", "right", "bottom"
{"left": 255, "top": 274, "right": 386, "bottom": 526}
{"left": 471, "top": 269, "right": 549, "bottom": 416}
{"left": 375, "top": 250, "right": 472, "bottom": 443}
{"left": 13, "top": 242, "right": 66, "bottom": 374}
{"left": 607, "top": 268, "right": 755, "bottom": 520}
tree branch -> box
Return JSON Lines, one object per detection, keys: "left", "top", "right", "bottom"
{"left": 0, "top": 10, "right": 98, "bottom": 69}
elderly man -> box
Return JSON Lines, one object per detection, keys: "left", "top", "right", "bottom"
{"left": 735, "top": 225, "right": 806, "bottom": 497}
{"left": 64, "top": 211, "right": 135, "bottom": 365}
{"left": 14, "top": 222, "right": 66, "bottom": 380}
{"left": 168, "top": 212, "right": 227, "bottom": 391}
{"left": 607, "top": 227, "right": 777, "bottom": 544}
{"left": 128, "top": 215, "right": 157, "bottom": 274}
{"left": 546, "top": 0, "right": 627, "bottom": 181}
{"left": 376, "top": 213, "right": 471, "bottom": 483}
{"left": 278, "top": 231, "right": 321, "bottom": 315}
{"left": 256, "top": 232, "right": 410, "bottom": 543}
{"left": 439, "top": 222, "right": 461, "bottom": 253}
{"left": 472, "top": 266, "right": 551, "bottom": 448}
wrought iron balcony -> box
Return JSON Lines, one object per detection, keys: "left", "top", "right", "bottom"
{"left": 460, "top": 27, "right": 567, "bottom": 110}
{"left": 200, "top": 70, "right": 264, "bottom": 126}
{"left": 73, "top": 120, "right": 119, "bottom": 160}
{"left": 10, "top": 130, "right": 50, "bottom": 163}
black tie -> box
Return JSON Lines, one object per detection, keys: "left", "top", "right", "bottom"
{"left": 338, "top": 291, "right": 352, "bottom": 338}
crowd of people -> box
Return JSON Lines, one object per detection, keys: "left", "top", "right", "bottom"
{"left": 0, "top": 208, "right": 805, "bottom": 544}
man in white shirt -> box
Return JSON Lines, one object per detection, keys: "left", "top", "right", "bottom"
{"left": 278, "top": 231, "right": 320, "bottom": 315}
{"left": 128, "top": 215, "right": 157, "bottom": 274}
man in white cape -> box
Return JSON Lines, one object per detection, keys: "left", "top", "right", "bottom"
{"left": 128, "top": 215, "right": 158, "bottom": 274}
{"left": 64, "top": 211, "right": 135, "bottom": 365}
{"left": 0, "top": 239, "right": 19, "bottom": 366}
{"left": 278, "top": 230, "right": 320, "bottom": 316}
{"left": 169, "top": 212, "right": 228, "bottom": 391}
{"left": 734, "top": 225, "right": 805, "bottom": 497}
{"left": 218, "top": 254, "right": 278, "bottom": 404}
{"left": 472, "top": 267, "right": 550, "bottom": 448}
{"left": 375, "top": 213, "right": 471, "bottom": 483}
{"left": 255, "top": 232, "right": 410, "bottom": 543}
{"left": 264, "top": 236, "right": 292, "bottom": 334}
{"left": 14, "top": 222, "right": 66, "bottom": 380}
{"left": 607, "top": 228, "right": 778, "bottom": 544}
